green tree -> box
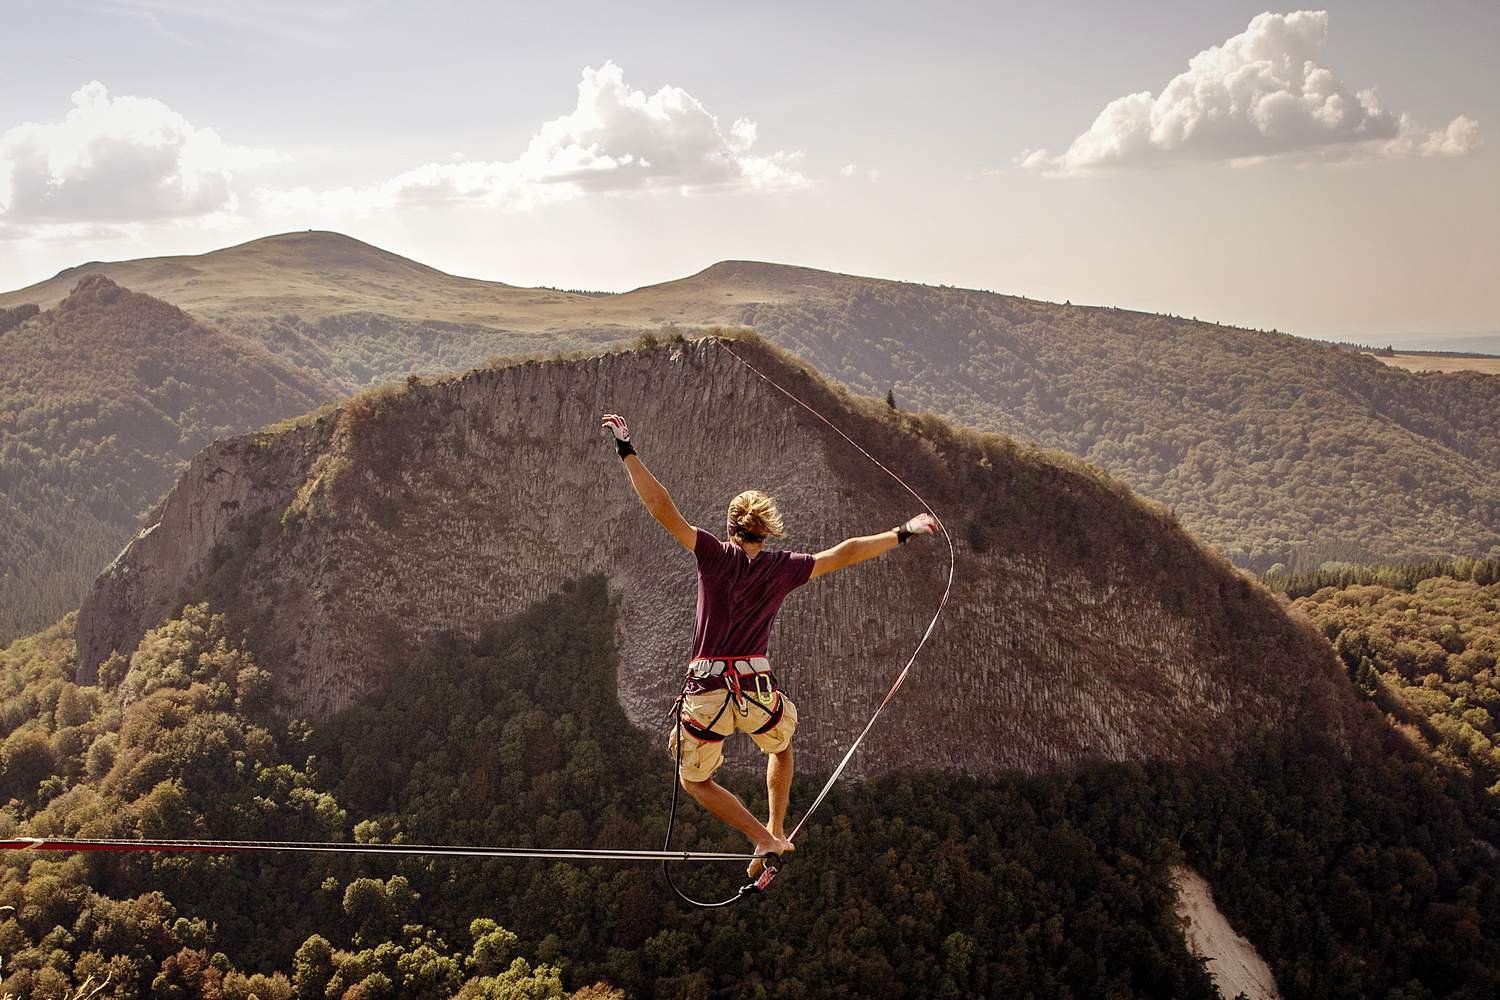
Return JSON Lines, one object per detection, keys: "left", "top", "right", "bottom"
{"left": 468, "top": 919, "right": 520, "bottom": 977}
{"left": 292, "top": 934, "right": 334, "bottom": 999}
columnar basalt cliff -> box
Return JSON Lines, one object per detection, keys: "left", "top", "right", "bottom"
{"left": 76, "top": 337, "right": 1352, "bottom": 776}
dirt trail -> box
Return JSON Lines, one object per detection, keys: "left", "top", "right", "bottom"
{"left": 1172, "top": 866, "right": 1281, "bottom": 1000}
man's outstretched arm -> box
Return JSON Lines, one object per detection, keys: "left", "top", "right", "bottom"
{"left": 602, "top": 413, "right": 696, "bottom": 552}
{"left": 810, "top": 514, "right": 937, "bottom": 580}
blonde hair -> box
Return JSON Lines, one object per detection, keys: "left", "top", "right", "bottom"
{"left": 727, "top": 490, "right": 784, "bottom": 541}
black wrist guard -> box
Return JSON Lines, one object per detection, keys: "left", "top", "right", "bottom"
{"left": 895, "top": 525, "right": 913, "bottom": 544}
{"left": 616, "top": 439, "right": 636, "bottom": 459}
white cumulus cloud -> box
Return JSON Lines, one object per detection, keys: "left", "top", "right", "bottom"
{"left": 262, "top": 62, "right": 807, "bottom": 216}
{"left": 1020, "top": 10, "right": 1480, "bottom": 175}
{"left": 0, "top": 81, "right": 277, "bottom": 233}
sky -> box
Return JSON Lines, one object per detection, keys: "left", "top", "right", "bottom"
{"left": 1, "top": 0, "right": 1496, "bottom": 341}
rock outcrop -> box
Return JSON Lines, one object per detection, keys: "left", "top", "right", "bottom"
{"left": 76, "top": 337, "right": 1352, "bottom": 776}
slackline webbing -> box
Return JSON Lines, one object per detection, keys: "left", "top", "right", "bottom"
{"left": 0, "top": 836, "right": 750, "bottom": 863}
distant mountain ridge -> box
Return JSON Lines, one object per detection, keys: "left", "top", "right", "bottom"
{"left": 0, "top": 231, "right": 787, "bottom": 330}
{"left": 75, "top": 336, "right": 1352, "bottom": 777}
{"left": 5, "top": 231, "right": 1498, "bottom": 584}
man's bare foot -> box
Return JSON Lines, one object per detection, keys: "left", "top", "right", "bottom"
{"left": 747, "top": 834, "right": 794, "bottom": 878}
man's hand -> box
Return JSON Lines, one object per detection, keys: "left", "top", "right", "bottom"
{"left": 812, "top": 514, "right": 938, "bottom": 580}
{"left": 895, "top": 513, "right": 938, "bottom": 542}
{"left": 601, "top": 413, "right": 630, "bottom": 441}
{"left": 604, "top": 413, "right": 694, "bottom": 551}
{"left": 601, "top": 413, "right": 635, "bottom": 459}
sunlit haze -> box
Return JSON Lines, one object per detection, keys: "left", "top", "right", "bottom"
{"left": 3, "top": 0, "right": 1495, "bottom": 341}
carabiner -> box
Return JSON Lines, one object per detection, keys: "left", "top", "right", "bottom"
{"left": 754, "top": 671, "right": 775, "bottom": 704}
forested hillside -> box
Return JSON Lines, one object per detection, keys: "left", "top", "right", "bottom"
{"left": 3, "top": 303, "right": 1498, "bottom": 997}
{"left": 737, "top": 275, "right": 1500, "bottom": 571}
{"left": 1295, "top": 567, "right": 1500, "bottom": 792}
{"left": 219, "top": 311, "right": 619, "bottom": 394}
{"left": 0, "top": 276, "right": 336, "bottom": 643}
{"left": 4, "top": 579, "right": 1500, "bottom": 998}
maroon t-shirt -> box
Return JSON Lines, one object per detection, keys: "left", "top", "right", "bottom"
{"left": 690, "top": 527, "right": 815, "bottom": 660}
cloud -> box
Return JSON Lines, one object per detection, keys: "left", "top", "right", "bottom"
{"left": 839, "top": 162, "right": 880, "bottom": 183}
{"left": 1020, "top": 10, "right": 1480, "bottom": 175}
{"left": 262, "top": 62, "right": 807, "bottom": 216}
{"left": 0, "top": 81, "right": 277, "bottom": 235}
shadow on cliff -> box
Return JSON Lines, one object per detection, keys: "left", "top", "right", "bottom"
{"left": 300, "top": 573, "right": 1500, "bottom": 999}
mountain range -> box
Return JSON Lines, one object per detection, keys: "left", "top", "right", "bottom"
{"left": 3, "top": 237, "right": 1500, "bottom": 998}
{"left": 4, "top": 230, "right": 1499, "bottom": 638}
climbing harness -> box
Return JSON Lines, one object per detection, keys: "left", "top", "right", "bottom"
{"left": 686, "top": 656, "right": 782, "bottom": 720}
{"left": 658, "top": 338, "right": 957, "bottom": 907}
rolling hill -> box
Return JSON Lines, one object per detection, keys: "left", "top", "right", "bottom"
{"left": 0, "top": 230, "right": 814, "bottom": 329}
{"left": 0, "top": 233, "right": 821, "bottom": 391}
{"left": 738, "top": 280, "right": 1500, "bottom": 571}
{"left": 5, "top": 231, "right": 1497, "bottom": 579}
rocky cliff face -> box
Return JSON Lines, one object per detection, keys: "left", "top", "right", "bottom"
{"left": 76, "top": 337, "right": 1352, "bottom": 776}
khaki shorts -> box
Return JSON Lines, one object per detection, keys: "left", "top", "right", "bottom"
{"left": 668, "top": 690, "right": 799, "bottom": 783}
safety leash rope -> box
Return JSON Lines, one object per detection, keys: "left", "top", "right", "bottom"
{"left": 657, "top": 338, "right": 956, "bottom": 907}
{"left": 709, "top": 337, "right": 957, "bottom": 844}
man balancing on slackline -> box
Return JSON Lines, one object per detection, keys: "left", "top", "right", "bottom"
{"left": 602, "top": 413, "right": 937, "bottom": 875}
